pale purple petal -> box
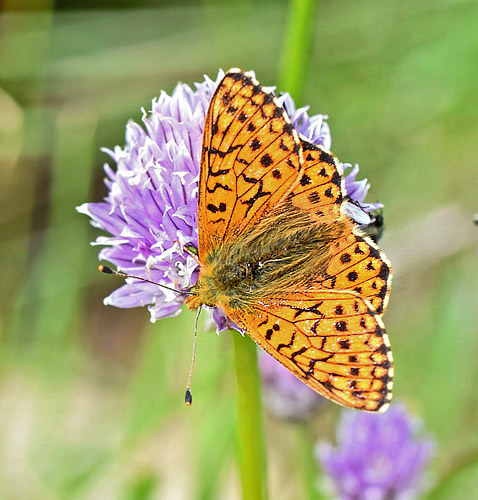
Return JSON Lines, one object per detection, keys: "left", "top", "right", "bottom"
{"left": 212, "top": 307, "right": 241, "bottom": 334}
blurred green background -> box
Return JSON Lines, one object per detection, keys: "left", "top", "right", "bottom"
{"left": 1, "top": 0, "right": 477, "bottom": 499}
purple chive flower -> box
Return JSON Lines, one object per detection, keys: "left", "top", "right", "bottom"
{"left": 318, "top": 405, "right": 435, "bottom": 500}
{"left": 78, "top": 70, "right": 379, "bottom": 329}
{"left": 259, "top": 350, "right": 324, "bottom": 421}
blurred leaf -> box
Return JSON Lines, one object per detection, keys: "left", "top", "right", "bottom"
{"left": 124, "top": 313, "right": 192, "bottom": 444}
{"left": 42, "top": 448, "right": 112, "bottom": 500}
{"left": 4, "top": 104, "right": 99, "bottom": 377}
{"left": 122, "top": 471, "right": 158, "bottom": 500}
{"left": 125, "top": 312, "right": 232, "bottom": 443}
{"left": 296, "top": 424, "right": 326, "bottom": 500}
{"left": 193, "top": 369, "right": 235, "bottom": 500}
{"left": 392, "top": 250, "right": 478, "bottom": 443}
{"left": 0, "top": 87, "right": 24, "bottom": 176}
{"left": 427, "top": 458, "right": 478, "bottom": 500}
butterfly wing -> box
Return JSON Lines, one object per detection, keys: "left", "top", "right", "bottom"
{"left": 224, "top": 289, "right": 393, "bottom": 412}
{"left": 198, "top": 69, "right": 303, "bottom": 258}
{"left": 289, "top": 139, "right": 392, "bottom": 315}
{"left": 289, "top": 140, "right": 344, "bottom": 221}
{"left": 196, "top": 72, "right": 393, "bottom": 411}
{"left": 320, "top": 232, "right": 392, "bottom": 315}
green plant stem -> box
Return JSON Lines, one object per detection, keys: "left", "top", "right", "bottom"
{"left": 233, "top": 332, "right": 268, "bottom": 500}
{"left": 278, "top": 0, "right": 319, "bottom": 104}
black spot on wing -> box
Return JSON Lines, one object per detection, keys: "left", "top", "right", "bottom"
{"left": 260, "top": 154, "right": 273, "bottom": 167}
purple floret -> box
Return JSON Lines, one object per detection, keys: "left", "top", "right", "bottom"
{"left": 259, "top": 350, "right": 324, "bottom": 421}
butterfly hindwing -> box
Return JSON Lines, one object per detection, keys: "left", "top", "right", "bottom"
{"left": 225, "top": 289, "right": 393, "bottom": 412}
{"left": 198, "top": 69, "right": 303, "bottom": 258}
{"left": 289, "top": 139, "right": 392, "bottom": 315}
{"left": 320, "top": 232, "right": 392, "bottom": 315}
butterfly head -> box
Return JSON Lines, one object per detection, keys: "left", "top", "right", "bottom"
{"left": 185, "top": 247, "right": 263, "bottom": 314}
{"left": 184, "top": 259, "right": 223, "bottom": 310}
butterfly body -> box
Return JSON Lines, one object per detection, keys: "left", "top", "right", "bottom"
{"left": 186, "top": 69, "right": 393, "bottom": 412}
{"left": 187, "top": 202, "right": 349, "bottom": 311}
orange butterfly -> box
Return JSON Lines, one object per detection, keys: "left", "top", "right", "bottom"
{"left": 185, "top": 69, "right": 393, "bottom": 412}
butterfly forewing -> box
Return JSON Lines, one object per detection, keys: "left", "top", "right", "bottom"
{"left": 225, "top": 289, "right": 393, "bottom": 412}
{"left": 290, "top": 140, "right": 344, "bottom": 220}
{"left": 198, "top": 69, "right": 303, "bottom": 258}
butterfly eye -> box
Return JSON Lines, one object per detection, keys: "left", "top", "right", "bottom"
{"left": 245, "top": 262, "right": 257, "bottom": 276}
{"left": 374, "top": 214, "right": 384, "bottom": 227}
{"left": 238, "top": 264, "right": 251, "bottom": 280}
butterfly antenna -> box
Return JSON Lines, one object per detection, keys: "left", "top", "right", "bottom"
{"left": 185, "top": 306, "right": 201, "bottom": 406}
{"left": 98, "top": 265, "right": 193, "bottom": 296}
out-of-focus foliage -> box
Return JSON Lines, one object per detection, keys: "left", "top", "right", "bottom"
{"left": 0, "top": 1, "right": 477, "bottom": 499}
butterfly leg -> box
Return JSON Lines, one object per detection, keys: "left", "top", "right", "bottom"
{"left": 174, "top": 240, "right": 201, "bottom": 265}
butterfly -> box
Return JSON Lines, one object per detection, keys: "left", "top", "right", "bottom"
{"left": 185, "top": 69, "right": 393, "bottom": 412}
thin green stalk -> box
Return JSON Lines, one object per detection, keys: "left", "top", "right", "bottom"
{"left": 278, "top": 0, "right": 319, "bottom": 104}
{"left": 233, "top": 332, "right": 268, "bottom": 500}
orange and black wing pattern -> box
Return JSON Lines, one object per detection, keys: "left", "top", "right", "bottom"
{"left": 198, "top": 69, "right": 303, "bottom": 258}
{"left": 319, "top": 232, "right": 392, "bottom": 315}
{"left": 225, "top": 289, "right": 393, "bottom": 412}
{"left": 289, "top": 139, "right": 344, "bottom": 221}
{"left": 289, "top": 139, "right": 392, "bottom": 315}
{"left": 196, "top": 69, "right": 394, "bottom": 412}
